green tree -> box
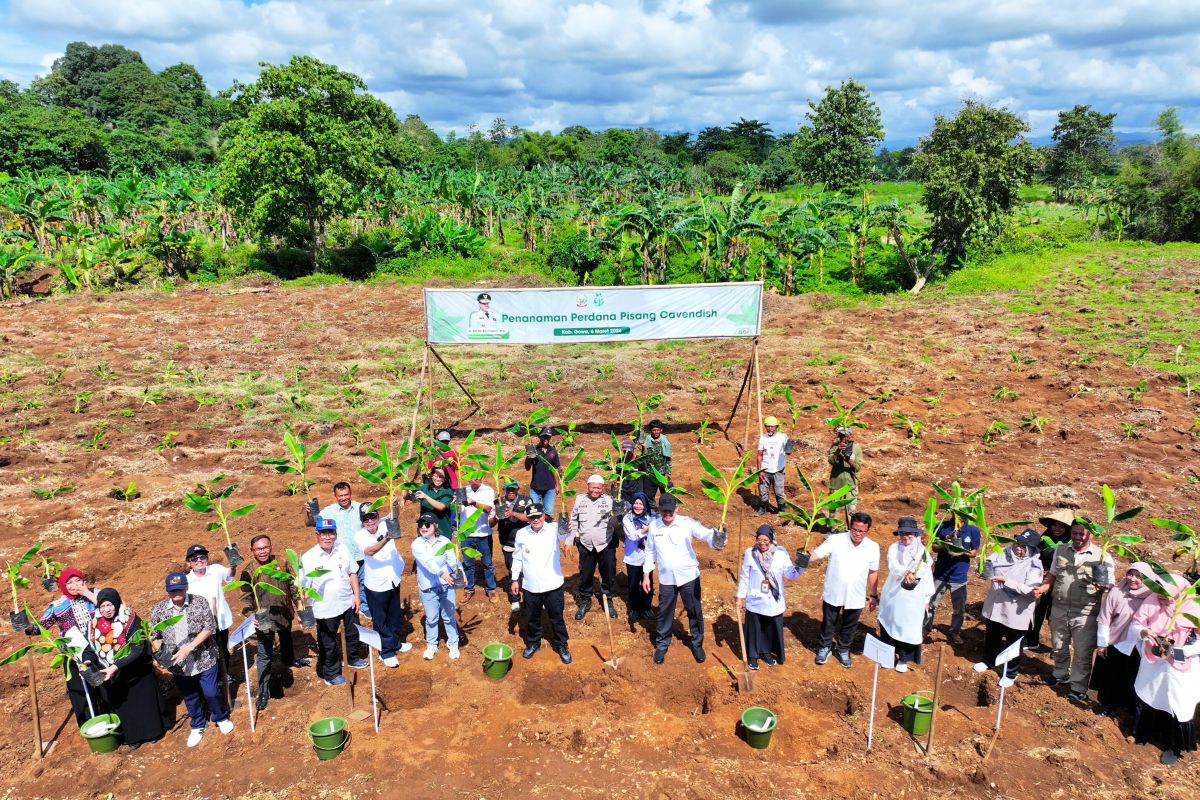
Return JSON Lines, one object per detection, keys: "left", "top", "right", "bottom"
{"left": 0, "top": 101, "right": 109, "bottom": 172}
{"left": 795, "top": 79, "right": 883, "bottom": 190}
{"left": 912, "top": 100, "right": 1041, "bottom": 264}
{"left": 216, "top": 56, "right": 399, "bottom": 263}
{"left": 1045, "top": 104, "right": 1117, "bottom": 200}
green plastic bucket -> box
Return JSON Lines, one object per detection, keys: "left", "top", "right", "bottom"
{"left": 740, "top": 706, "right": 777, "bottom": 750}
{"left": 307, "top": 717, "right": 348, "bottom": 749}
{"left": 313, "top": 731, "right": 349, "bottom": 761}
{"left": 80, "top": 713, "right": 122, "bottom": 754}
{"left": 902, "top": 691, "right": 934, "bottom": 737}
{"left": 482, "top": 642, "right": 514, "bottom": 681}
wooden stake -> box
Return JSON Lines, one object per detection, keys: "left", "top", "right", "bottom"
{"left": 406, "top": 346, "right": 430, "bottom": 459}
{"left": 27, "top": 658, "right": 42, "bottom": 760}
{"left": 427, "top": 345, "right": 437, "bottom": 442}
{"left": 924, "top": 643, "right": 946, "bottom": 756}
{"left": 752, "top": 338, "right": 763, "bottom": 431}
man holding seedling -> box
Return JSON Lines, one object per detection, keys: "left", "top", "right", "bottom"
{"left": 461, "top": 475, "right": 498, "bottom": 602}
{"left": 511, "top": 503, "right": 574, "bottom": 663}
{"left": 525, "top": 428, "right": 561, "bottom": 517}
{"left": 301, "top": 520, "right": 367, "bottom": 686}
{"left": 810, "top": 512, "right": 880, "bottom": 668}
{"left": 239, "top": 535, "right": 308, "bottom": 710}
{"left": 639, "top": 420, "right": 672, "bottom": 510}
{"left": 1028, "top": 509, "right": 1074, "bottom": 653}
{"left": 493, "top": 479, "right": 533, "bottom": 611}
{"left": 756, "top": 416, "right": 789, "bottom": 515}
{"left": 305, "top": 482, "right": 370, "bottom": 621}
{"left": 923, "top": 505, "right": 981, "bottom": 646}
{"left": 827, "top": 427, "right": 862, "bottom": 529}
{"left": 570, "top": 474, "right": 617, "bottom": 620}
{"left": 354, "top": 507, "right": 413, "bottom": 666}
{"left": 642, "top": 493, "right": 725, "bottom": 665}
{"left": 1036, "top": 521, "right": 1114, "bottom": 702}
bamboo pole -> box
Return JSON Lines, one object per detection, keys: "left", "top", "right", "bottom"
{"left": 924, "top": 643, "right": 946, "bottom": 755}
{"left": 752, "top": 338, "right": 763, "bottom": 431}
{"left": 406, "top": 346, "right": 430, "bottom": 459}
{"left": 27, "top": 659, "right": 42, "bottom": 759}
{"left": 427, "top": 345, "right": 437, "bottom": 442}
{"left": 340, "top": 625, "right": 354, "bottom": 714}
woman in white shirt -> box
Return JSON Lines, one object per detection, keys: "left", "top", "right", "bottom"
{"left": 736, "top": 524, "right": 802, "bottom": 669}
{"left": 877, "top": 517, "right": 936, "bottom": 673}
{"left": 622, "top": 493, "right": 654, "bottom": 625}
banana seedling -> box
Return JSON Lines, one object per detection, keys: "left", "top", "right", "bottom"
{"left": 432, "top": 429, "right": 477, "bottom": 503}
{"left": 508, "top": 407, "right": 552, "bottom": 457}
{"left": 820, "top": 382, "right": 867, "bottom": 430}
{"left": 465, "top": 438, "right": 524, "bottom": 498}
{"left": 35, "top": 556, "right": 63, "bottom": 593}
{"left": 182, "top": 475, "right": 257, "bottom": 569}
{"left": 1151, "top": 517, "right": 1200, "bottom": 579}
{"left": 1, "top": 607, "right": 109, "bottom": 700}
{"left": 260, "top": 427, "right": 329, "bottom": 496}
{"left": 116, "top": 613, "right": 186, "bottom": 670}
{"left": 6, "top": 544, "right": 41, "bottom": 631}
{"left": 780, "top": 466, "right": 853, "bottom": 567}
{"left": 358, "top": 438, "right": 423, "bottom": 525}
{"left": 783, "top": 386, "right": 818, "bottom": 428}
{"left": 696, "top": 449, "right": 760, "bottom": 549}
{"left": 1080, "top": 484, "right": 1144, "bottom": 584}
{"left": 967, "top": 494, "right": 1028, "bottom": 577}
{"left": 225, "top": 560, "right": 292, "bottom": 631}
{"left": 627, "top": 390, "right": 664, "bottom": 435}
{"left": 538, "top": 447, "right": 586, "bottom": 524}
{"left": 589, "top": 433, "right": 646, "bottom": 510}
{"left": 286, "top": 548, "right": 330, "bottom": 629}
{"left": 1138, "top": 566, "right": 1200, "bottom": 659}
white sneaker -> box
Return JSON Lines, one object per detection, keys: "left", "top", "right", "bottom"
{"left": 448, "top": 647, "right": 460, "bottom": 660}
{"left": 216, "top": 718, "right": 234, "bottom": 735}
{"left": 382, "top": 655, "right": 399, "bottom": 668}
{"left": 186, "top": 728, "right": 204, "bottom": 748}
{"left": 423, "top": 644, "right": 437, "bottom": 660}
{"left": 998, "top": 676, "right": 1016, "bottom": 688}
{"left": 398, "top": 642, "right": 413, "bottom": 653}
{"left": 510, "top": 601, "right": 520, "bottom": 611}
{"left": 894, "top": 662, "right": 908, "bottom": 673}
{"left": 972, "top": 661, "right": 989, "bottom": 673}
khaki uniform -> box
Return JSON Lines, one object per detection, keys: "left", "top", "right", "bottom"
{"left": 1048, "top": 542, "right": 1113, "bottom": 693}
{"left": 827, "top": 440, "right": 863, "bottom": 527}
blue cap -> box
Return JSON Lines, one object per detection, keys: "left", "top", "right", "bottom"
{"left": 315, "top": 517, "right": 337, "bottom": 533}
{"left": 165, "top": 572, "right": 188, "bottom": 592}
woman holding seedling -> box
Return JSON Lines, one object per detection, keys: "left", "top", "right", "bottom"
{"left": 973, "top": 529, "right": 1044, "bottom": 687}
{"left": 415, "top": 466, "right": 455, "bottom": 539}
{"left": 30, "top": 567, "right": 104, "bottom": 726}
{"left": 1131, "top": 572, "right": 1200, "bottom": 765}
{"left": 736, "top": 524, "right": 802, "bottom": 669}
{"left": 1091, "top": 562, "right": 1154, "bottom": 714}
{"left": 88, "top": 588, "right": 169, "bottom": 749}
{"left": 622, "top": 492, "right": 655, "bottom": 624}
{"left": 877, "top": 517, "right": 935, "bottom": 673}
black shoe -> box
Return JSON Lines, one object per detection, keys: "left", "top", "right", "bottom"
{"left": 574, "top": 602, "right": 591, "bottom": 621}
{"left": 289, "top": 658, "right": 311, "bottom": 668}
{"left": 1161, "top": 749, "right": 1180, "bottom": 765}
{"left": 836, "top": 649, "right": 852, "bottom": 668}
{"left": 522, "top": 644, "right": 540, "bottom": 659}
{"left": 606, "top": 600, "right": 618, "bottom": 619}
{"left": 256, "top": 694, "right": 269, "bottom": 711}
{"left": 762, "top": 653, "right": 778, "bottom": 667}
{"left": 747, "top": 659, "right": 759, "bottom": 671}
{"left": 691, "top": 645, "right": 706, "bottom": 663}
{"left": 653, "top": 648, "right": 667, "bottom": 665}
{"left": 1029, "top": 643, "right": 1051, "bottom": 654}
{"left": 558, "top": 649, "right": 573, "bottom": 665}
{"left": 127, "top": 742, "right": 141, "bottom": 751}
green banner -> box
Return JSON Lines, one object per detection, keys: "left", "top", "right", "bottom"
{"left": 425, "top": 283, "right": 762, "bottom": 344}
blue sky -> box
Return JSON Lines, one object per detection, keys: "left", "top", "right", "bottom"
{"left": 1, "top": 0, "right": 1196, "bottom": 144}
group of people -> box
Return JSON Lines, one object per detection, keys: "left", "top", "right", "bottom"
{"left": 23, "top": 424, "right": 1197, "bottom": 767}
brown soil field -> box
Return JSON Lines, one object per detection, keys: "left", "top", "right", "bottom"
{"left": 1, "top": 253, "right": 1198, "bottom": 799}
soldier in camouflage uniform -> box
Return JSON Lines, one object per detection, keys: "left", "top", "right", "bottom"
{"left": 638, "top": 419, "right": 672, "bottom": 511}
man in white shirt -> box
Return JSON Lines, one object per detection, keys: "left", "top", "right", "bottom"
{"left": 461, "top": 476, "right": 498, "bottom": 602}
{"left": 468, "top": 292, "right": 500, "bottom": 330}
{"left": 304, "top": 481, "right": 370, "bottom": 620}
{"left": 809, "top": 511, "right": 880, "bottom": 668}
{"left": 641, "top": 493, "right": 726, "bottom": 665}
{"left": 510, "top": 503, "right": 574, "bottom": 664}
{"left": 301, "top": 519, "right": 366, "bottom": 686}
{"left": 185, "top": 543, "right": 233, "bottom": 679}
{"left": 353, "top": 507, "right": 413, "bottom": 667}
{"left": 756, "top": 416, "right": 790, "bottom": 515}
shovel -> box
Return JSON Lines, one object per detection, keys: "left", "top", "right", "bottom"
{"left": 735, "top": 604, "right": 756, "bottom": 693}
{"left": 600, "top": 595, "right": 622, "bottom": 669}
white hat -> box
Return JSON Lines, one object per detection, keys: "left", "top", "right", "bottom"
{"left": 586, "top": 474, "right": 605, "bottom": 484}
{"left": 436, "top": 430, "right": 451, "bottom": 442}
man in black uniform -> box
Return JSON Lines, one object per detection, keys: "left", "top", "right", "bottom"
{"left": 492, "top": 479, "right": 532, "bottom": 611}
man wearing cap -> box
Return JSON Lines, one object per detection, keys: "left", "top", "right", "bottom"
{"left": 570, "top": 474, "right": 617, "bottom": 620}
{"left": 923, "top": 505, "right": 982, "bottom": 646}
{"left": 616, "top": 439, "right": 647, "bottom": 508}
{"left": 756, "top": 416, "right": 790, "bottom": 515}
{"left": 151, "top": 572, "right": 233, "bottom": 747}
{"left": 1034, "top": 521, "right": 1114, "bottom": 702}
{"left": 525, "top": 428, "right": 561, "bottom": 517}
{"left": 809, "top": 511, "right": 880, "bottom": 668}
{"left": 427, "top": 430, "right": 461, "bottom": 490}
{"left": 1028, "top": 509, "right": 1074, "bottom": 653}
{"left": 301, "top": 520, "right": 366, "bottom": 686}
{"left": 304, "top": 481, "right": 371, "bottom": 620}
{"left": 642, "top": 493, "right": 726, "bottom": 665}
{"left": 460, "top": 475, "right": 498, "bottom": 602}
{"left": 493, "top": 479, "right": 532, "bottom": 611}
{"left": 511, "top": 503, "right": 574, "bottom": 663}
{"left": 827, "top": 427, "right": 863, "bottom": 529}
{"left": 184, "top": 544, "right": 234, "bottom": 682}
{"left": 469, "top": 292, "right": 499, "bottom": 331}
{"left": 354, "top": 505, "right": 413, "bottom": 667}
{"left": 638, "top": 420, "right": 672, "bottom": 510}
{"left": 240, "top": 534, "right": 308, "bottom": 710}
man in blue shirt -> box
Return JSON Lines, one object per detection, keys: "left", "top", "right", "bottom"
{"left": 922, "top": 508, "right": 980, "bottom": 645}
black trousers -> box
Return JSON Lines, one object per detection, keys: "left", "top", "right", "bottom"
{"left": 577, "top": 543, "right": 616, "bottom": 602}
{"left": 1091, "top": 646, "right": 1140, "bottom": 710}
{"left": 745, "top": 610, "right": 785, "bottom": 663}
{"left": 522, "top": 586, "right": 569, "bottom": 651}
{"left": 315, "top": 608, "right": 361, "bottom": 681}
{"left": 626, "top": 564, "right": 652, "bottom": 615}
{"left": 878, "top": 622, "right": 922, "bottom": 666}
{"left": 818, "top": 601, "right": 862, "bottom": 653}
{"left": 655, "top": 578, "right": 703, "bottom": 651}
{"left": 254, "top": 625, "right": 296, "bottom": 698}
{"left": 364, "top": 584, "right": 405, "bottom": 658}
{"left": 1029, "top": 593, "right": 1054, "bottom": 645}
{"left": 983, "top": 619, "right": 1024, "bottom": 679}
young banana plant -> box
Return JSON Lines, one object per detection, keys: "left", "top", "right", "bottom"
{"left": 465, "top": 438, "right": 524, "bottom": 498}
{"left": 358, "top": 438, "right": 423, "bottom": 512}
{"left": 696, "top": 450, "right": 761, "bottom": 543}
{"left": 538, "top": 447, "right": 586, "bottom": 523}
{"left": 6, "top": 543, "right": 42, "bottom": 630}
{"left": 260, "top": 427, "right": 328, "bottom": 495}
{"left": 225, "top": 560, "right": 292, "bottom": 627}
{"left": 286, "top": 548, "right": 331, "bottom": 628}
{"left": 182, "top": 475, "right": 256, "bottom": 569}
{"left": 1150, "top": 517, "right": 1199, "bottom": 577}
{"left": 1081, "top": 484, "right": 1144, "bottom": 583}
{"left": 780, "top": 466, "right": 853, "bottom": 558}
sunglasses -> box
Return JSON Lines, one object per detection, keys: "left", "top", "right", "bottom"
{"left": 187, "top": 554, "right": 208, "bottom": 561}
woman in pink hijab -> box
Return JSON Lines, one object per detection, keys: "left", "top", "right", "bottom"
{"left": 1091, "top": 562, "right": 1154, "bottom": 714}
{"left": 1131, "top": 572, "right": 1200, "bottom": 765}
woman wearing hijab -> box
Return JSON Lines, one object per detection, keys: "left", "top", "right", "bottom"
{"left": 1131, "top": 573, "right": 1200, "bottom": 765}
{"left": 29, "top": 568, "right": 104, "bottom": 725}
{"left": 88, "top": 588, "right": 169, "bottom": 749}
{"left": 974, "top": 529, "right": 1044, "bottom": 686}
{"left": 1091, "top": 562, "right": 1154, "bottom": 714}
{"left": 877, "top": 516, "right": 936, "bottom": 672}
{"left": 622, "top": 492, "right": 655, "bottom": 625}
{"left": 735, "top": 524, "right": 803, "bottom": 669}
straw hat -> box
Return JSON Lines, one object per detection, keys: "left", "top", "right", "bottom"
{"left": 1039, "top": 509, "right": 1075, "bottom": 528}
